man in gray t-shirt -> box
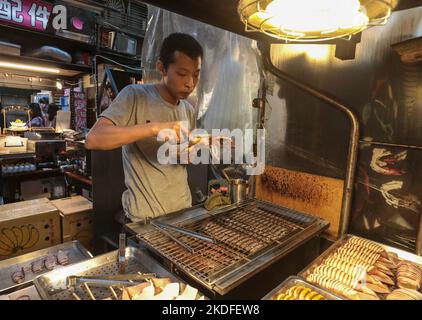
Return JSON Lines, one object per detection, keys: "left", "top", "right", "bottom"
{"left": 85, "top": 33, "right": 203, "bottom": 222}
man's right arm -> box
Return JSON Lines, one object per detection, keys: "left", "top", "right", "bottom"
{"left": 85, "top": 117, "right": 185, "bottom": 150}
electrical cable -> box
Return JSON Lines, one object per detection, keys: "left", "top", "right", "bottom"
{"left": 94, "top": 54, "right": 143, "bottom": 72}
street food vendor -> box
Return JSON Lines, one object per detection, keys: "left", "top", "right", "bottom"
{"left": 85, "top": 33, "right": 203, "bottom": 223}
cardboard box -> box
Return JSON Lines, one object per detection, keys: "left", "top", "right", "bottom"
{"left": 0, "top": 199, "right": 61, "bottom": 260}
{"left": 50, "top": 196, "right": 94, "bottom": 252}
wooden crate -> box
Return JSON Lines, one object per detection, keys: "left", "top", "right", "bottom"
{"left": 50, "top": 196, "right": 94, "bottom": 252}
{"left": 0, "top": 199, "right": 61, "bottom": 260}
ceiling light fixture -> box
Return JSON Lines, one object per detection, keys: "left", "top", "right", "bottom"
{"left": 238, "top": 0, "right": 399, "bottom": 42}
{"left": 0, "top": 61, "right": 60, "bottom": 74}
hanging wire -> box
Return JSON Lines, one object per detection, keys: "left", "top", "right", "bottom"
{"left": 63, "top": 77, "right": 92, "bottom": 87}
{"left": 94, "top": 54, "right": 143, "bottom": 72}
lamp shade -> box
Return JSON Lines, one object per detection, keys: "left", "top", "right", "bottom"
{"left": 238, "top": 0, "right": 399, "bottom": 42}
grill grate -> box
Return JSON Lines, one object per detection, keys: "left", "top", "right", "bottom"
{"left": 138, "top": 201, "right": 317, "bottom": 285}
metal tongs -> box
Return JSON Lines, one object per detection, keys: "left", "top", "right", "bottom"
{"left": 67, "top": 272, "right": 156, "bottom": 300}
{"left": 66, "top": 273, "right": 156, "bottom": 288}
{"left": 151, "top": 220, "right": 216, "bottom": 254}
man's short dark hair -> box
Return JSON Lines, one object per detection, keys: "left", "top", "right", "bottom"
{"left": 159, "top": 33, "right": 203, "bottom": 70}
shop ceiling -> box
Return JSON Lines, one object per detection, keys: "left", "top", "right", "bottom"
{"left": 139, "top": 0, "right": 422, "bottom": 44}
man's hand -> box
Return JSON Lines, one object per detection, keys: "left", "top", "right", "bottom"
{"left": 151, "top": 121, "right": 190, "bottom": 144}
{"left": 85, "top": 118, "right": 190, "bottom": 150}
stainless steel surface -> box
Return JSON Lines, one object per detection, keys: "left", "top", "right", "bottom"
{"left": 262, "top": 276, "right": 341, "bottom": 300}
{"left": 230, "top": 179, "right": 249, "bottom": 204}
{"left": 152, "top": 221, "right": 216, "bottom": 244}
{"left": 136, "top": 199, "right": 328, "bottom": 295}
{"left": 34, "top": 246, "right": 182, "bottom": 300}
{"left": 298, "top": 234, "right": 422, "bottom": 299}
{"left": 83, "top": 273, "right": 156, "bottom": 281}
{"left": 0, "top": 241, "right": 92, "bottom": 294}
{"left": 359, "top": 140, "right": 422, "bottom": 150}
{"left": 258, "top": 41, "right": 360, "bottom": 238}
{"left": 118, "top": 233, "right": 126, "bottom": 274}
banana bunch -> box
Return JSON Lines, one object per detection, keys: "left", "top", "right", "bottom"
{"left": 274, "top": 285, "right": 325, "bottom": 300}
{"left": 0, "top": 225, "right": 40, "bottom": 257}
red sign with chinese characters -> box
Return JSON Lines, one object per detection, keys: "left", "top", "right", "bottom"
{"left": 0, "top": 0, "right": 53, "bottom": 31}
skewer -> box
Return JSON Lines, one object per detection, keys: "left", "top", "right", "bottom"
{"left": 137, "top": 271, "right": 155, "bottom": 280}
{"left": 109, "top": 286, "right": 119, "bottom": 300}
{"left": 72, "top": 292, "right": 82, "bottom": 300}
{"left": 84, "top": 282, "right": 96, "bottom": 300}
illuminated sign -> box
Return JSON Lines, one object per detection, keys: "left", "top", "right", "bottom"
{"left": 0, "top": 0, "right": 87, "bottom": 32}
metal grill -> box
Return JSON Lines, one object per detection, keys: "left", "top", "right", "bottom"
{"left": 50, "top": 260, "right": 141, "bottom": 300}
{"left": 138, "top": 201, "right": 317, "bottom": 286}
{"left": 34, "top": 247, "right": 187, "bottom": 300}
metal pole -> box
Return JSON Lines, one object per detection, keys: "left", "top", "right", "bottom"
{"left": 359, "top": 140, "right": 422, "bottom": 150}
{"left": 258, "top": 42, "right": 360, "bottom": 238}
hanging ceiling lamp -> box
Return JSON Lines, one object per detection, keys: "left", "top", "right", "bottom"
{"left": 238, "top": 0, "right": 399, "bottom": 42}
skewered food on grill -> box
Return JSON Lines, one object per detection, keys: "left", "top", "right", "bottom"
{"left": 138, "top": 200, "right": 318, "bottom": 293}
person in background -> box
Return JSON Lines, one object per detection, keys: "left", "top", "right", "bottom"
{"left": 46, "top": 103, "right": 58, "bottom": 128}
{"left": 28, "top": 103, "right": 45, "bottom": 127}
{"left": 38, "top": 98, "right": 49, "bottom": 123}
